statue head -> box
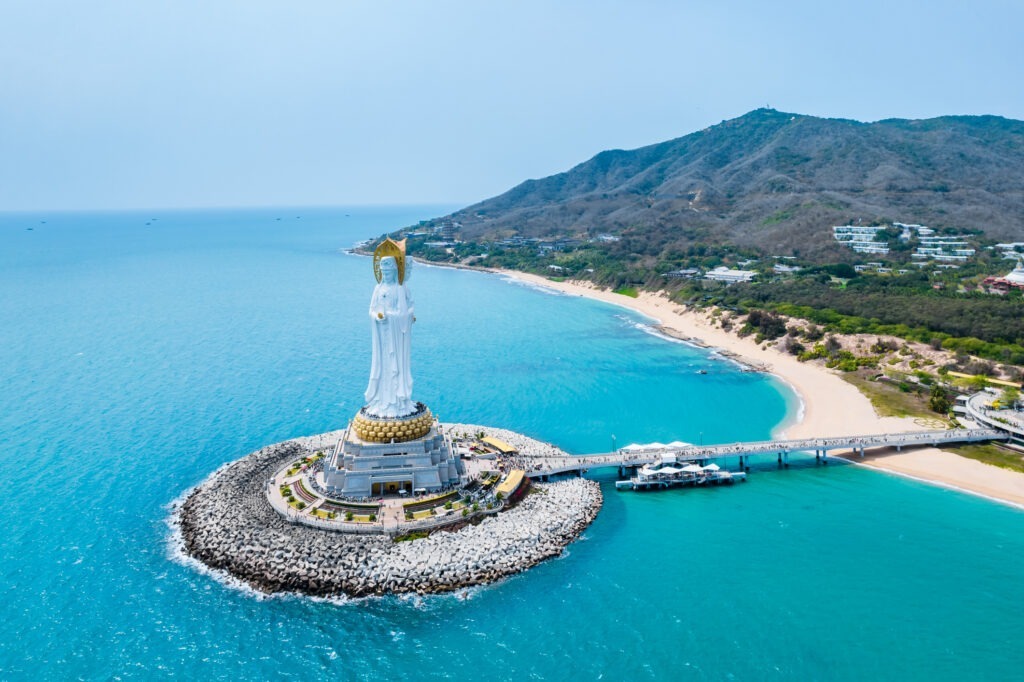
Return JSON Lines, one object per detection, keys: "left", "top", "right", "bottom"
{"left": 380, "top": 256, "right": 399, "bottom": 284}
{"left": 373, "top": 237, "right": 407, "bottom": 284}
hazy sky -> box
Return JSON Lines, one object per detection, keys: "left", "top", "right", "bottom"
{"left": 3, "top": 1, "right": 1023, "bottom": 210}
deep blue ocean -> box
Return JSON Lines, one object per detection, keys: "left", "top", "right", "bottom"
{"left": 1, "top": 206, "right": 1023, "bottom": 680}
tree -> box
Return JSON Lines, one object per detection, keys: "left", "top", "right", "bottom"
{"left": 929, "top": 385, "right": 951, "bottom": 414}
{"left": 829, "top": 263, "right": 858, "bottom": 279}
{"left": 1001, "top": 387, "right": 1020, "bottom": 409}
{"left": 969, "top": 375, "right": 989, "bottom": 391}
{"left": 824, "top": 335, "right": 843, "bottom": 355}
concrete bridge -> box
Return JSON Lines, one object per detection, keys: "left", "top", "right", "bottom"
{"left": 965, "top": 391, "right": 1024, "bottom": 439}
{"left": 522, "top": 428, "right": 1008, "bottom": 478}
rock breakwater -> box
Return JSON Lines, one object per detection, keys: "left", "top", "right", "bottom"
{"left": 174, "top": 437, "right": 602, "bottom": 597}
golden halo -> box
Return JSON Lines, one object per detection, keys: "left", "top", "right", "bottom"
{"left": 372, "top": 238, "right": 407, "bottom": 284}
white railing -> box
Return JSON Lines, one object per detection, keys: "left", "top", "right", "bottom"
{"left": 525, "top": 428, "right": 1007, "bottom": 476}
{"left": 966, "top": 392, "right": 1024, "bottom": 438}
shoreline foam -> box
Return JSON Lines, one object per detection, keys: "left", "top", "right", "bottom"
{"left": 174, "top": 428, "right": 602, "bottom": 598}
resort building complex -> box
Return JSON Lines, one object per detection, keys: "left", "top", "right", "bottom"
{"left": 832, "top": 225, "right": 890, "bottom": 254}
{"left": 833, "top": 222, "right": 977, "bottom": 263}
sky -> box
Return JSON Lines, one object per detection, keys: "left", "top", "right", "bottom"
{"left": 2, "top": 0, "right": 1023, "bottom": 211}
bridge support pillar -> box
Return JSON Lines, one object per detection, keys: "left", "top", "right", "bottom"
{"left": 738, "top": 455, "right": 744, "bottom": 469}
{"left": 896, "top": 445, "right": 902, "bottom": 453}
{"left": 859, "top": 446, "right": 865, "bottom": 458}
{"left": 815, "top": 450, "right": 820, "bottom": 463}
{"left": 777, "top": 452, "right": 782, "bottom": 467}
{"left": 822, "top": 450, "right": 828, "bottom": 465}
{"left": 784, "top": 452, "right": 789, "bottom": 468}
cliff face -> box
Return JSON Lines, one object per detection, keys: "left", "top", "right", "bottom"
{"left": 434, "top": 109, "right": 1024, "bottom": 259}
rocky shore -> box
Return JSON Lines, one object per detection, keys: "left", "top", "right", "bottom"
{"left": 173, "top": 437, "right": 602, "bottom": 597}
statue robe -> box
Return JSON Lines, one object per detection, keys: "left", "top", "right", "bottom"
{"left": 364, "top": 279, "right": 415, "bottom": 417}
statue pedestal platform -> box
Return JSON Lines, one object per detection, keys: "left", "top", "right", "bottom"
{"left": 323, "top": 419, "right": 464, "bottom": 498}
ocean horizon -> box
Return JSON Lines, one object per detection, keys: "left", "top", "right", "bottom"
{"left": 2, "top": 206, "right": 1023, "bottom": 680}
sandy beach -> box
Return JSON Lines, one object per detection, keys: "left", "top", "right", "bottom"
{"left": 498, "top": 269, "right": 1024, "bottom": 509}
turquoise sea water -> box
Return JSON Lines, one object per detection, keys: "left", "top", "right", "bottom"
{"left": 1, "top": 207, "right": 1023, "bottom": 680}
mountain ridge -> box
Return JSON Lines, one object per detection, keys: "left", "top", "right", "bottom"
{"left": 424, "top": 109, "right": 1024, "bottom": 260}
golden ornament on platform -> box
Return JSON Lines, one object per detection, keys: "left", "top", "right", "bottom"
{"left": 351, "top": 405, "right": 433, "bottom": 443}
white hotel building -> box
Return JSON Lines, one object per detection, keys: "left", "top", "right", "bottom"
{"left": 832, "top": 225, "right": 889, "bottom": 254}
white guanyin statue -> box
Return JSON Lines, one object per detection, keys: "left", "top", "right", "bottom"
{"left": 364, "top": 247, "right": 416, "bottom": 418}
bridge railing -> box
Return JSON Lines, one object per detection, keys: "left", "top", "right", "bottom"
{"left": 966, "top": 393, "right": 1024, "bottom": 439}
{"left": 523, "top": 428, "right": 1007, "bottom": 476}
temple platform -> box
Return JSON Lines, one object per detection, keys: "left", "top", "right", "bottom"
{"left": 322, "top": 420, "right": 464, "bottom": 498}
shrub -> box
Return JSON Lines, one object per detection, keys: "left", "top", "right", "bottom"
{"left": 744, "top": 309, "right": 787, "bottom": 341}
{"left": 825, "top": 350, "right": 855, "bottom": 369}
{"left": 462, "top": 509, "right": 469, "bottom": 517}
{"left": 296, "top": 501, "right": 306, "bottom": 510}
{"left": 345, "top": 512, "right": 354, "bottom": 521}
{"left": 870, "top": 338, "right": 899, "bottom": 354}
{"left": 444, "top": 501, "right": 453, "bottom": 510}
{"left": 914, "top": 371, "right": 934, "bottom": 385}
{"left": 836, "top": 358, "right": 858, "bottom": 372}
{"left": 369, "top": 514, "right": 377, "bottom": 522}
{"left": 803, "top": 325, "right": 824, "bottom": 341}
{"left": 965, "top": 360, "right": 996, "bottom": 377}
{"left": 929, "top": 385, "right": 951, "bottom": 414}
{"left": 798, "top": 344, "right": 827, "bottom": 362}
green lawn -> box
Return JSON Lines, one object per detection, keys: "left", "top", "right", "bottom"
{"left": 613, "top": 286, "right": 639, "bottom": 298}
{"left": 840, "top": 372, "right": 939, "bottom": 421}
{"left": 947, "top": 443, "right": 1024, "bottom": 474}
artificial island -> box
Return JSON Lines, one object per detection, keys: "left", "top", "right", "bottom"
{"left": 174, "top": 238, "right": 1009, "bottom": 597}
{"left": 174, "top": 238, "right": 602, "bottom": 596}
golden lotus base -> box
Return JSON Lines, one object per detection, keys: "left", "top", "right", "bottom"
{"left": 352, "top": 407, "right": 433, "bottom": 443}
